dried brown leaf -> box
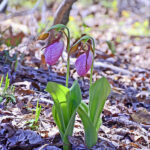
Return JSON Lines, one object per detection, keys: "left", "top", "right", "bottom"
{"left": 38, "top": 33, "right": 49, "bottom": 40}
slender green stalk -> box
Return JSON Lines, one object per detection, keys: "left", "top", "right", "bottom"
{"left": 66, "top": 55, "right": 70, "bottom": 87}
{"left": 89, "top": 38, "right": 95, "bottom": 87}
{"left": 90, "top": 58, "right": 94, "bottom": 87}
{"left": 65, "top": 28, "right": 70, "bottom": 88}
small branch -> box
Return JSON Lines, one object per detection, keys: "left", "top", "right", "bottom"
{"left": 94, "top": 61, "right": 132, "bottom": 75}
{"left": 47, "top": 0, "right": 78, "bottom": 47}
{"left": 53, "top": 0, "right": 78, "bottom": 25}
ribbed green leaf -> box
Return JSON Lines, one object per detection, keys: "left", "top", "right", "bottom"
{"left": 89, "top": 77, "right": 111, "bottom": 127}
{"left": 78, "top": 102, "right": 97, "bottom": 148}
{"left": 46, "top": 82, "right": 69, "bottom": 131}
{"left": 67, "top": 80, "right": 82, "bottom": 118}
{"left": 63, "top": 111, "right": 76, "bottom": 150}
{"left": 46, "top": 82, "right": 69, "bottom": 103}
{"left": 62, "top": 81, "right": 82, "bottom": 150}
{"left": 52, "top": 105, "right": 64, "bottom": 137}
{"left": 46, "top": 81, "right": 82, "bottom": 150}
{"left": 95, "top": 118, "right": 102, "bottom": 133}
{"left": 80, "top": 101, "right": 89, "bottom": 113}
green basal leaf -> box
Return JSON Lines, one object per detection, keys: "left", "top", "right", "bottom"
{"left": 67, "top": 80, "right": 82, "bottom": 118}
{"left": 46, "top": 82, "right": 69, "bottom": 103}
{"left": 78, "top": 102, "right": 97, "bottom": 148}
{"left": 64, "top": 81, "right": 82, "bottom": 150}
{"left": 95, "top": 118, "right": 102, "bottom": 133}
{"left": 89, "top": 77, "right": 111, "bottom": 127}
{"left": 80, "top": 101, "right": 89, "bottom": 114}
{"left": 52, "top": 105, "right": 64, "bottom": 137}
{"left": 63, "top": 111, "right": 76, "bottom": 150}
{"left": 46, "top": 82, "right": 69, "bottom": 132}
{"left": 46, "top": 81, "right": 82, "bottom": 150}
{"left": 62, "top": 81, "right": 82, "bottom": 149}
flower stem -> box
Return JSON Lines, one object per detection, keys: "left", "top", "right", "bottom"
{"left": 90, "top": 38, "right": 95, "bottom": 88}
{"left": 65, "top": 27, "right": 70, "bottom": 88}
{"left": 90, "top": 58, "right": 94, "bottom": 87}
{"left": 66, "top": 55, "right": 70, "bottom": 87}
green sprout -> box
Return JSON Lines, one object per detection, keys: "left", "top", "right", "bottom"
{"left": 27, "top": 100, "right": 41, "bottom": 130}
{"left": 0, "top": 73, "right": 16, "bottom": 105}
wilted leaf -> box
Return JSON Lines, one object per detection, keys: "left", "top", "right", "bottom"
{"left": 69, "top": 43, "right": 79, "bottom": 55}
{"left": 38, "top": 33, "right": 49, "bottom": 40}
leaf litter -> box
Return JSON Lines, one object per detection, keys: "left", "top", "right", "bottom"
{"left": 0, "top": 1, "right": 150, "bottom": 149}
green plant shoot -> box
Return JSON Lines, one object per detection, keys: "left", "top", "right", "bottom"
{"left": 28, "top": 100, "right": 41, "bottom": 130}
{"left": 78, "top": 77, "right": 111, "bottom": 148}
{"left": 44, "top": 24, "right": 111, "bottom": 150}
{"left": 0, "top": 73, "right": 16, "bottom": 104}
{"left": 46, "top": 81, "right": 82, "bottom": 150}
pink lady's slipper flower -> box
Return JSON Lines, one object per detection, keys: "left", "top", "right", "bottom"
{"left": 75, "top": 50, "right": 93, "bottom": 76}
{"left": 44, "top": 40, "right": 64, "bottom": 65}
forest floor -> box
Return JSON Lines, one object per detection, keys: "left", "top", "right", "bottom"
{"left": 0, "top": 1, "right": 150, "bottom": 150}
